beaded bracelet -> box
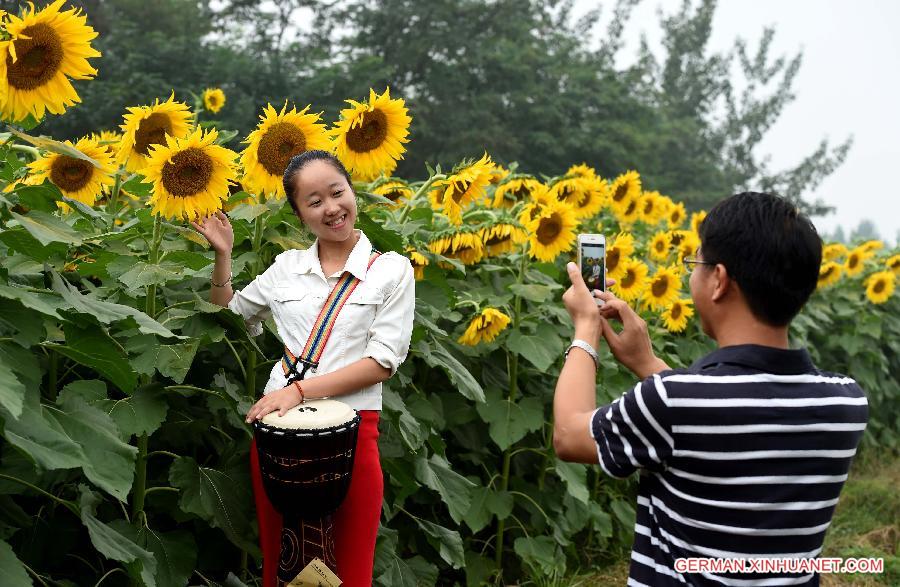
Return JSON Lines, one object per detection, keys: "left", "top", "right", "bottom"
{"left": 211, "top": 272, "right": 233, "bottom": 287}
{"left": 293, "top": 380, "right": 306, "bottom": 404}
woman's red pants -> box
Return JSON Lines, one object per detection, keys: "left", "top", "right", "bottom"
{"left": 249, "top": 410, "right": 382, "bottom": 586}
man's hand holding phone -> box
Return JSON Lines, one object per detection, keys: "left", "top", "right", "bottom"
{"left": 595, "top": 291, "right": 670, "bottom": 379}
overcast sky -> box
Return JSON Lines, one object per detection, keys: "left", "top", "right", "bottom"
{"left": 575, "top": 0, "right": 900, "bottom": 244}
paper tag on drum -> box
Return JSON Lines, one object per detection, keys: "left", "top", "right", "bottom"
{"left": 287, "top": 558, "right": 342, "bottom": 586}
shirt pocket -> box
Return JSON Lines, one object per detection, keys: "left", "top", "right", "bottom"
{"left": 270, "top": 287, "right": 324, "bottom": 339}
{"left": 338, "top": 288, "right": 384, "bottom": 335}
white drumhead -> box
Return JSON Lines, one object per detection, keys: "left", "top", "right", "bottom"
{"left": 260, "top": 399, "right": 357, "bottom": 430}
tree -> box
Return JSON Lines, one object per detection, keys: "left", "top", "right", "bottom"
{"left": 849, "top": 219, "right": 880, "bottom": 243}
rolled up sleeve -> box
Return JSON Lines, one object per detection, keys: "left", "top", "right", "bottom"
{"left": 227, "top": 268, "right": 275, "bottom": 337}
{"left": 363, "top": 259, "right": 415, "bottom": 375}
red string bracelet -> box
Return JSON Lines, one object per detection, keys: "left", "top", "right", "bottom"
{"left": 292, "top": 380, "right": 305, "bottom": 403}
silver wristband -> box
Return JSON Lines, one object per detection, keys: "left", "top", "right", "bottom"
{"left": 565, "top": 339, "right": 599, "bottom": 370}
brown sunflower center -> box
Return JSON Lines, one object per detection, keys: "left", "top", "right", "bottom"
{"left": 670, "top": 232, "right": 684, "bottom": 246}
{"left": 873, "top": 280, "right": 885, "bottom": 294}
{"left": 820, "top": 267, "right": 835, "bottom": 280}
{"left": 613, "top": 182, "right": 628, "bottom": 202}
{"left": 346, "top": 109, "right": 388, "bottom": 153}
{"left": 6, "top": 24, "right": 63, "bottom": 90}
{"left": 607, "top": 248, "right": 620, "bottom": 272}
{"left": 449, "top": 181, "right": 471, "bottom": 204}
{"left": 625, "top": 200, "right": 637, "bottom": 216}
{"left": 537, "top": 214, "right": 562, "bottom": 245}
{"left": 50, "top": 156, "right": 92, "bottom": 193}
{"left": 671, "top": 210, "right": 682, "bottom": 223}
{"left": 643, "top": 200, "right": 654, "bottom": 214}
{"left": 512, "top": 185, "right": 531, "bottom": 200}
{"left": 557, "top": 184, "right": 574, "bottom": 202}
{"left": 135, "top": 113, "right": 174, "bottom": 156}
{"left": 527, "top": 202, "right": 544, "bottom": 222}
{"left": 383, "top": 189, "right": 406, "bottom": 202}
{"left": 621, "top": 269, "right": 636, "bottom": 288}
{"left": 161, "top": 148, "right": 213, "bottom": 197}
{"left": 848, "top": 254, "right": 859, "bottom": 269}
{"left": 208, "top": 95, "right": 220, "bottom": 107}
{"left": 654, "top": 239, "right": 666, "bottom": 252}
{"left": 257, "top": 122, "right": 307, "bottom": 176}
{"left": 671, "top": 303, "right": 682, "bottom": 320}
{"left": 652, "top": 276, "right": 669, "bottom": 297}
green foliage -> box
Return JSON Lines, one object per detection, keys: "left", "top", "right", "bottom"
{"left": 37, "top": 0, "right": 847, "bottom": 214}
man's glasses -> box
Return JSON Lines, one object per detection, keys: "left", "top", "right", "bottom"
{"left": 682, "top": 256, "right": 715, "bottom": 272}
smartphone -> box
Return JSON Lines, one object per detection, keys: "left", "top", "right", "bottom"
{"left": 577, "top": 233, "right": 606, "bottom": 305}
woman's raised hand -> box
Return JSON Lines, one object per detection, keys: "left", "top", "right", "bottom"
{"left": 191, "top": 210, "right": 234, "bottom": 255}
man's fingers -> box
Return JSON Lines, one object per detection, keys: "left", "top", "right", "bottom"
{"left": 605, "top": 278, "right": 616, "bottom": 288}
{"left": 566, "top": 262, "right": 587, "bottom": 288}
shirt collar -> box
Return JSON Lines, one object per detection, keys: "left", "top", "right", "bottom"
{"left": 291, "top": 230, "right": 373, "bottom": 281}
{"left": 690, "top": 344, "right": 815, "bottom": 375}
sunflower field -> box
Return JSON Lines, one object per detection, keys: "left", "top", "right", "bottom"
{"left": 0, "top": 3, "right": 897, "bottom": 586}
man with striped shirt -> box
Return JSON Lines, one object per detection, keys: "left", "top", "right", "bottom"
{"left": 553, "top": 192, "right": 868, "bottom": 586}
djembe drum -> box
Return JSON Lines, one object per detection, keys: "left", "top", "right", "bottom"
{"left": 253, "top": 399, "right": 361, "bottom": 583}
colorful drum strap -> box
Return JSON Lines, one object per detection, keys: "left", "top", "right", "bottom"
{"left": 282, "top": 250, "right": 381, "bottom": 384}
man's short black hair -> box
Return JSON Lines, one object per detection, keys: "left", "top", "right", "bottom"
{"left": 698, "top": 192, "right": 822, "bottom": 326}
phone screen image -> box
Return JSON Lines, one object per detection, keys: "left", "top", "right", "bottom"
{"left": 580, "top": 242, "right": 606, "bottom": 292}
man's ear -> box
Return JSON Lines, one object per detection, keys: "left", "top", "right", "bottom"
{"left": 711, "top": 263, "right": 732, "bottom": 302}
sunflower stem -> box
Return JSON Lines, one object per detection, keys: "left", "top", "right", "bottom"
{"left": 132, "top": 215, "right": 163, "bottom": 528}
{"left": 9, "top": 144, "right": 39, "bottom": 159}
{"left": 107, "top": 171, "right": 122, "bottom": 230}
{"left": 398, "top": 173, "right": 446, "bottom": 223}
{"left": 494, "top": 247, "right": 529, "bottom": 576}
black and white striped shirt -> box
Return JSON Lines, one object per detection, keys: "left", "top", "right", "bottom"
{"left": 590, "top": 345, "right": 868, "bottom": 586}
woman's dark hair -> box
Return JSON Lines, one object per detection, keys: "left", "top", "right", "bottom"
{"left": 698, "top": 191, "right": 822, "bottom": 327}
{"left": 282, "top": 150, "right": 353, "bottom": 215}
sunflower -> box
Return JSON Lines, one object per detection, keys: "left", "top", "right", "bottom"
{"left": 645, "top": 265, "right": 682, "bottom": 310}
{"left": 823, "top": 243, "right": 848, "bottom": 262}
{"left": 331, "top": 87, "right": 411, "bottom": 181}
{"left": 140, "top": 127, "right": 238, "bottom": 221}
{"left": 844, "top": 246, "right": 873, "bottom": 278}
{"left": 408, "top": 250, "right": 428, "bottom": 280}
{"left": 611, "top": 259, "right": 649, "bottom": 302}
{"left": 372, "top": 179, "right": 413, "bottom": 208}
{"left": 666, "top": 202, "right": 687, "bottom": 228}
{"left": 429, "top": 230, "right": 485, "bottom": 266}
{"left": 430, "top": 153, "right": 494, "bottom": 224}
{"left": 864, "top": 271, "right": 895, "bottom": 304}
{"left": 690, "top": 210, "right": 707, "bottom": 234}
{"left": 886, "top": 254, "right": 900, "bottom": 275}
{"left": 497, "top": 177, "right": 544, "bottom": 210}
{"left": 489, "top": 164, "right": 510, "bottom": 185}
{"left": 648, "top": 231, "right": 672, "bottom": 262}
{"left": 88, "top": 130, "right": 122, "bottom": 157}
{"left": 458, "top": 307, "right": 511, "bottom": 346}
{"left": 609, "top": 170, "right": 641, "bottom": 210}
{"left": 526, "top": 200, "right": 578, "bottom": 263}
{"left": 240, "top": 102, "right": 331, "bottom": 199}
{"left": 859, "top": 240, "right": 883, "bottom": 253}
{"left": 203, "top": 88, "right": 225, "bottom": 114}
{"left": 118, "top": 94, "right": 193, "bottom": 173}
{"left": 615, "top": 194, "right": 641, "bottom": 225}
{"left": 480, "top": 222, "right": 527, "bottom": 257}
{"left": 566, "top": 163, "right": 598, "bottom": 181}
{"left": 675, "top": 231, "right": 701, "bottom": 263}
{"left": 28, "top": 136, "right": 115, "bottom": 207}
{"left": 661, "top": 299, "right": 694, "bottom": 333}
{"left": 817, "top": 262, "right": 842, "bottom": 289}
{"left": 605, "top": 232, "right": 635, "bottom": 280}
{"left": 638, "top": 191, "right": 666, "bottom": 225}
{"left": 552, "top": 176, "right": 607, "bottom": 219}
{"left": 0, "top": 0, "right": 100, "bottom": 123}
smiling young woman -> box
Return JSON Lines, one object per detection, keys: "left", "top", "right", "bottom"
{"left": 192, "top": 150, "right": 415, "bottom": 586}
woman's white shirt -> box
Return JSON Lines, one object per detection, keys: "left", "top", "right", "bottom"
{"left": 226, "top": 230, "right": 415, "bottom": 410}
